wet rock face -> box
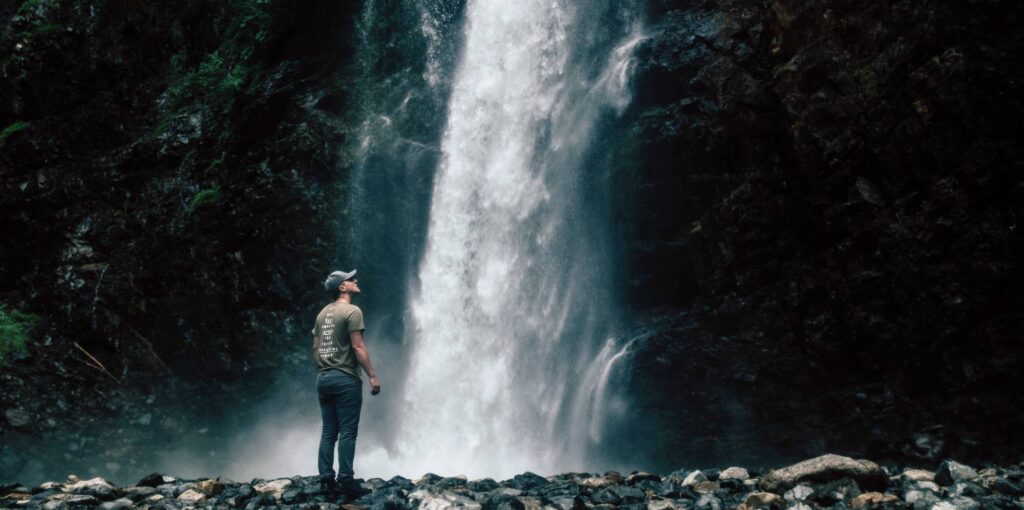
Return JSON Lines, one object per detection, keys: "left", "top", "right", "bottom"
{"left": 0, "top": 0, "right": 363, "bottom": 484}
{"left": 611, "top": 0, "right": 1024, "bottom": 467}
{"left": 2, "top": 457, "right": 1020, "bottom": 510}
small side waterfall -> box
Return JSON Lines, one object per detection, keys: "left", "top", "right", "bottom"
{"left": 383, "top": 0, "right": 645, "bottom": 478}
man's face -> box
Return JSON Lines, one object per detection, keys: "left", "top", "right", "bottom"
{"left": 341, "top": 278, "right": 361, "bottom": 295}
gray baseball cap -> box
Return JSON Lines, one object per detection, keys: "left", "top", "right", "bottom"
{"left": 324, "top": 269, "right": 357, "bottom": 291}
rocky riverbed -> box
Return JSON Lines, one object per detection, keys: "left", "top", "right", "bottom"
{"left": 2, "top": 455, "right": 1022, "bottom": 510}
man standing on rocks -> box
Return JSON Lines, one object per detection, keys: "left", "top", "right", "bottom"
{"left": 312, "top": 269, "right": 381, "bottom": 498}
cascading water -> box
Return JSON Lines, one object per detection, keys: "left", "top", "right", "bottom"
{"left": 374, "top": 0, "right": 646, "bottom": 478}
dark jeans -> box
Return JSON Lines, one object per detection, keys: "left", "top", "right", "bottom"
{"left": 317, "top": 369, "right": 363, "bottom": 481}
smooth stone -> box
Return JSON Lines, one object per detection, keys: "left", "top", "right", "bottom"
{"left": 172, "top": 483, "right": 196, "bottom": 497}
{"left": 682, "top": 471, "right": 707, "bottom": 487}
{"left": 415, "top": 474, "right": 443, "bottom": 486}
{"left": 31, "top": 488, "right": 62, "bottom": 501}
{"left": 388, "top": 476, "right": 415, "bottom": 490}
{"left": 518, "top": 496, "right": 543, "bottom": 510}
{"left": 783, "top": 485, "right": 813, "bottom": 502}
{"left": 739, "top": 492, "right": 781, "bottom": 509}
{"left": 692, "top": 481, "right": 718, "bottom": 495}
{"left": 936, "top": 461, "right": 979, "bottom": 486}
{"left": 850, "top": 492, "right": 900, "bottom": 508}
{"left": 719, "top": 467, "right": 749, "bottom": 481}
{"left": 196, "top": 478, "right": 224, "bottom": 496}
{"left": 694, "top": 494, "right": 721, "bottom": 510}
{"left": 123, "top": 486, "right": 157, "bottom": 501}
{"left": 905, "top": 489, "right": 940, "bottom": 508}
{"left": 647, "top": 499, "right": 676, "bottom": 510}
{"left": 492, "top": 487, "right": 524, "bottom": 497}
{"left": 98, "top": 498, "right": 133, "bottom": 510}
{"left": 592, "top": 488, "right": 621, "bottom": 504}
{"left": 281, "top": 488, "right": 304, "bottom": 504}
{"left": 549, "top": 495, "right": 587, "bottom": 510}
{"left": 612, "top": 486, "right": 646, "bottom": 502}
{"left": 510, "top": 473, "right": 550, "bottom": 491}
{"left": 757, "top": 454, "right": 887, "bottom": 492}
{"left": 810, "top": 478, "right": 861, "bottom": 505}
{"left": 177, "top": 488, "right": 206, "bottom": 503}
{"left": 945, "top": 496, "right": 981, "bottom": 510}
{"left": 468, "top": 479, "right": 500, "bottom": 492}
{"left": 628, "top": 472, "right": 662, "bottom": 484}
{"left": 414, "top": 490, "right": 482, "bottom": 510}
{"left": 62, "top": 494, "right": 100, "bottom": 505}
{"left": 952, "top": 481, "right": 988, "bottom": 497}
{"left": 253, "top": 478, "right": 293, "bottom": 500}
{"left": 136, "top": 473, "right": 165, "bottom": 487}
{"left": 903, "top": 469, "right": 936, "bottom": 482}
{"left": 990, "top": 477, "right": 1024, "bottom": 495}
{"left": 64, "top": 477, "right": 117, "bottom": 500}
{"left": 657, "top": 479, "right": 685, "bottom": 498}
{"left": 581, "top": 476, "right": 613, "bottom": 488}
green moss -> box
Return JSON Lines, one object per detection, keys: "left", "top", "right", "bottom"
{"left": 31, "top": 22, "right": 60, "bottom": 36}
{"left": 0, "top": 305, "right": 39, "bottom": 363}
{"left": 0, "top": 121, "right": 30, "bottom": 142}
{"left": 165, "top": 50, "right": 253, "bottom": 113}
{"left": 157, "top": 0, "right": 273, "bottom": 131}
{"left": 206, "top": 157, "right": 224, "bottom": 173}
{"left": 187, "top": 184, "right": 222, "bottom": 213}
{"left": 17, "top": 0, "right": 46, "bottom": 14}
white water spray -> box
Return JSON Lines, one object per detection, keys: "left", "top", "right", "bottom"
{"left": 368, "top": 0, "right": 645, "bottom": 478}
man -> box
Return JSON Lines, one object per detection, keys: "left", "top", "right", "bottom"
{"left": 312, "top": 269, "right": 381, "bottom": 498}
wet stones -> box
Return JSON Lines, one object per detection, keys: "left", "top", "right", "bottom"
{"left": 6, "top": 456, "right": 1024, "bottom": 510}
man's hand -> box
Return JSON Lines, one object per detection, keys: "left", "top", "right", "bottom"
{"left": 369, "top": 376, "right": 381, "bottom": 395}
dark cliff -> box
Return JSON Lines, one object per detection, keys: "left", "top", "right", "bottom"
{"left": 610, "top": 0, "right": 1024, "bottom": 470}
{"left": 1, "top": 0, "right": 363, "bottom": 481}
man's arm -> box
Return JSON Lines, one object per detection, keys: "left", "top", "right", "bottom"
{"left": 349, "top": 330, "right": 381, "bottom": 395}
{"left": 312, "top": 335, "right": 319, "bottom": 360}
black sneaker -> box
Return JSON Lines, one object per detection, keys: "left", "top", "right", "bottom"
{"left": 337, "top": 478, "right": 370, "bottom": 499}
{"left": 319, "top": 477, "right": 339, "bottom": 496}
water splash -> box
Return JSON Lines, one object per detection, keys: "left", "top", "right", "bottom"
{"left": 376, "top": 0, "right": 644, "bottom": 479}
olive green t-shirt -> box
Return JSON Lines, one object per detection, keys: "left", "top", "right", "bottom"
{"left": 312, "top": 302, "right": 365, "bottom": 379}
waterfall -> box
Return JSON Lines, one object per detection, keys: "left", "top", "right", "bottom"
{"left": 377, "top": 0, "right": 645, "bottom": 478}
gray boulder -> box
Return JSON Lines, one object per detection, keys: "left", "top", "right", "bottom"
{"left": 935, "top": 460, "right": 979, "bottom": 486}
{"left": 757, "top": 454, "right": 887, "bottom": 492}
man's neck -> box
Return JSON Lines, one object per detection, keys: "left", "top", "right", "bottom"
{"left": 334, "top": 295, "right": 352, "bottom": 305}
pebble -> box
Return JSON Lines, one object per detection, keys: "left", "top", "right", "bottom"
{"left": 719, "top": 466, "right": 749, "bottom": 481}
